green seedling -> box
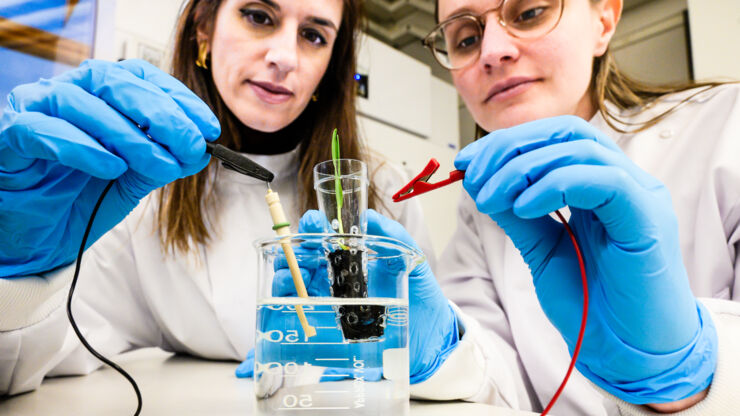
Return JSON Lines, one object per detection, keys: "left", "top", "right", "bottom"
{"left": 331, "top": 128, "right": 345, "bottom": 234}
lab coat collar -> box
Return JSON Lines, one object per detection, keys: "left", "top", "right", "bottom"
{"left": 214, "top": 146, "right": 300, "bottom": 185}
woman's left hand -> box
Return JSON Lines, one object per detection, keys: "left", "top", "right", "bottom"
{"left": 455, "top": 115, "right": 717, "bottom": 404}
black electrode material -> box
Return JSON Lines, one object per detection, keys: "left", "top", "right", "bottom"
{"left": 327, "top": 248, "right": 385, "bottom": 341}
{"left": 205, "top": 142, "right": 275, "bottom": 182}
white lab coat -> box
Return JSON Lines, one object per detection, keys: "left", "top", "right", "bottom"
{"left": 0, "top": 149, "right": 436, "bottom": 395}
{"left": 4, "top": 87, "right": 740, "bottom": 414}
{"left": 411, "top": 84, "right": 740, "bottom": 415}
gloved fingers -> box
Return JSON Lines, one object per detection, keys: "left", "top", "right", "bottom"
{"left": 7, "top": 81, "right": 188, "bottom": 181}
{"left": 484, "top": 208, "right": 579, "bottom": 330}
{"left": 176, "top": 153, "right": 212, "bottom": 179}
{"left": 306, "top": 268, "right": 331, "bottom": 297}
{"left": 273, "top": 247, "right": 325, "bottom": 271}
{"left": 363, "top": 367, "right": 383, "bottom": 382}
{"left": 235, "top": 349, "right": 255, "bottom": 378}
{"left": 366, "top": 209, "right": 433, "bottom": 281}
{"left": 272, "top": 267, "right": 330, "bottom": 297}
{"left": 366, "top": 209, "right": 421, "bottom": 252}
{"left": 365, "top": 211, "right": 442, "bottom": 304}
{"left": 272, "top": 267, "right": 311, "bottom": 296}
{"left": 295, "top": 210, "right": 331, "bottom": 251}
{"left": 115, "top": 59, "right": 221, "bottom": 141}
{"left": 512, "top": 164, "right": 661, "bottom": 246}
{"left": 531, "top": 244, "right": 592, "bottom": 344}
{"left": 0, "top": 111, "right": 126, "bottom": 179}
{"left": 298, "top": 209, "right": 330, "bottom": 233}
{"left": 455, "top": 116, "right": 622, "bottom": 196}
{"left": 53, "top": 60, "right": 208, "bottom": 165}
{"left": 454, "top": 115, "right": 620, "bottom": 169}
{"left": 473, "top": 140, "right": 650, "bottom": 215}
{"left": 110, "top": 152, "right": 210, "bottom": 204}
{"left": 488, "top": 208, "right": 565, "bottom": 273}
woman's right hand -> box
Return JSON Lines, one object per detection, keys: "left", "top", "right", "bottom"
{"left": 0, "top": 59, "right": 221, "bottom": 278}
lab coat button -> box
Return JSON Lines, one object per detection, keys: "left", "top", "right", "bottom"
{"left": 659, "top": 130, "right": 674, "bottom": 139}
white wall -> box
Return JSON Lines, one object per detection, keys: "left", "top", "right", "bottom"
{"left": 611, "top": 0, "right": 691, "bottom": 84}
{"left": 113, "top": 0, "right": 184, "bottom": 66}
{"left": 687, "top": 0, "right": 740, "bottom": 80}
{"left": 357, "top": 35, "right": 461, "bottom": 150}
{"left": 616, "top": 0, "right": 687, "bottom": 35}
{"left": 93, "top": 0, "right": 118, "bottom": 61}
{"left": 429, "top": 76, "right": 459, "bottom": 150}
{"left": 356, "top": 35, "right": 431, "bottom": 139}
{"left": 611, "top": 0, "right": 740, "bottom": 82}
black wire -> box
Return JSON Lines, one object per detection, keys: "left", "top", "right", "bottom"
{"left": 65, "top": 179, "right": 142, "bottom": 415}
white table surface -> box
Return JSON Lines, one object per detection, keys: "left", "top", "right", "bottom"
{"left": 0, "top": 348, "right": 540, "bottom": 415}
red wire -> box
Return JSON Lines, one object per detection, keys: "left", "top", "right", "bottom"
{"left": 540, "top": 210, "right": 589, "bottom": 416}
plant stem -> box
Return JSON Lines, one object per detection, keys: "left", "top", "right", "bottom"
{"left": 331, "top": 128, "right": 345, "bottom": 234}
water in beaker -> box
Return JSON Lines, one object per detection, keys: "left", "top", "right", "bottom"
{"left": 253, "top": 234, "right": 422, "bottom": 416}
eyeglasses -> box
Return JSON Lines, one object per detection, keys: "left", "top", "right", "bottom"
{"left": 423, "top": 0, "right": 565, "bottom": 70}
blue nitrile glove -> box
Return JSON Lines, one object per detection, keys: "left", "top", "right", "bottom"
{"left": 235, "top": 348, "right": 256, "bottom": 378}
{"left": 0, "top": 59, "right": 221, "bottom": 277}
{"left": 364, "top": 209, "right": 460, "bottom": 384}
{"left": 455, "top": 115, "right": 717, "bottom": 404}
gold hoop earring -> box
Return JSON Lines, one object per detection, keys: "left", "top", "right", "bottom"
{"left": 196, "top": 42, "right": 209, "bottom": 69}
{"left": 311, "top": 93, "right": 318, "bottom": 102}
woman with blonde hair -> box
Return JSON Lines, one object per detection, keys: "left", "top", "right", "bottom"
{"left": 346, "top": 0, "right": 740, "bottom": 414}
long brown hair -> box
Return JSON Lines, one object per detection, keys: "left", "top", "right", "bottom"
{"left": 158, "top": 0, "right": 374, "bottom": 254}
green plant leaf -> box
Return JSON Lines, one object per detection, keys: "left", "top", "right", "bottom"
{"left": 331, "top": 128, "right": 344, "bottom": 234}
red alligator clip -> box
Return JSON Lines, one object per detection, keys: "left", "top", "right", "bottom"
{"left": 392, "top": 158, "right": 465, "bottom": 202}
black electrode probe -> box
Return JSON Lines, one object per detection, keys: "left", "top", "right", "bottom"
{"left": 205, "top": 142, "right": 275, "bottom": 182}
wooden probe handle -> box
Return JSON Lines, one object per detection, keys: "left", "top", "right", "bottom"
{"left": 265, "top": 190, "right": 317, "bottom": 338}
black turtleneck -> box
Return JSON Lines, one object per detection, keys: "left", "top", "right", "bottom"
{"left": 233, "top": 103, "right": 315, "bottom": 155}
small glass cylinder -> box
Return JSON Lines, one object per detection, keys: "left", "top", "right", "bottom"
{"left": 314, "top": 159, "right": 380, "bottom": 341}
{"left": 313, "top": 159, "right": 368, "bottom": 235}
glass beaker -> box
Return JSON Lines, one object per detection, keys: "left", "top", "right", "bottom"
{"left": 313, "top": 159, "right": 368, "bottom": 235}
{"left": 253, "top": 234, "right": 422, "bottom": 416}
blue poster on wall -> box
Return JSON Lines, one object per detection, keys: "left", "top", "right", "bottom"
{"left": 0, "top": 0, "right": 97, "bottom": 102}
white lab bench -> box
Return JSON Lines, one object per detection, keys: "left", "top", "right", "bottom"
{"left": 0, "top": 348, "right": 540, "bottom": 415}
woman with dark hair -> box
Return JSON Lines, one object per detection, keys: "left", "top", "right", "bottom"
{"left": 0, "top": 0, "right": 434, "bottom": 394}
{"left": 341, "top": 0, "right": 740, "bottom": 414}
